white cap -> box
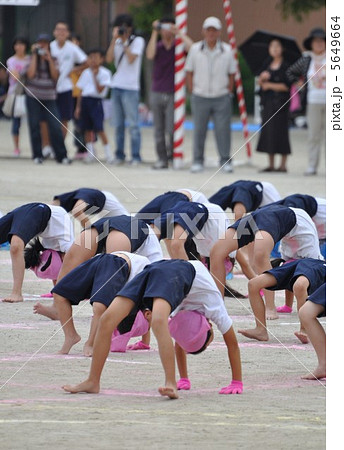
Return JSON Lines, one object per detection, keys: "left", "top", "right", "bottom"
{"left": 202, "top": 16, "right": 222, "bottom": 30}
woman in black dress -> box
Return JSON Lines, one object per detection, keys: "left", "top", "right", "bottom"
{"left": 256, "top": 39, "right": 291, "bottom": 172}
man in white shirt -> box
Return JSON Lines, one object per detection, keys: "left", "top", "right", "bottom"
{"left": 50, "top": 21, "right": 87, "bottom": 139}
{"left": 185, "top": 16, "right": 236, "bottom": 173}
{"left": 105, "top": 14, "right": 145, "bottom": 165}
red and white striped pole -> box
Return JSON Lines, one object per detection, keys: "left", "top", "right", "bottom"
{"left": 223, "top": 0, "right": 252, "bottom": 159}
{"left": 173, "top": 0, "right": 188, "bottom": 169}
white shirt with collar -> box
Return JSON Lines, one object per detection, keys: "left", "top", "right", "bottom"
{"left": 185, "top": 40, "right": 236, "bottom": 98}
{"left": 50, "top": 40, "right": 87, "bottom": 93}
{"left": 77, "top": 66, "right": 112, "bottom": 99}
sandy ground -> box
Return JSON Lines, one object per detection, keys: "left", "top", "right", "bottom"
{"left": 0, "top": 116, "right": 326, "bottom": 449}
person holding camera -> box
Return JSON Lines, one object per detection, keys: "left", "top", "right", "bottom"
{"left": 146, "top": 17, "right": 193, "bottom": 169}
{"left": 105, "top": 14, "right": 145, "bottom": 165}
{"left": 25, "top": 33, "right": 70, "bottom": 164}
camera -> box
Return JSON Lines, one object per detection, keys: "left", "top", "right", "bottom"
{"left": 35, "top": 47, "right": 46, "bottom": 56}
{"left": 118, "top": 26, "right": 127, "bottom": 36}
{"left": 156, "top": 23, "right": 172, "bottom": 31}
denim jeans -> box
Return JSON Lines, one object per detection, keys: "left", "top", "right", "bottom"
{"left": 111, "top": 87, "right": 141, "bottom": 161}
{"left": 26, "top": 95, "right": 68, "bottom": 161}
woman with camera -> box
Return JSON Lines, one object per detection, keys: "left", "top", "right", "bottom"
{"left": 25, "top": 33, "right": 70, "bottom": 164}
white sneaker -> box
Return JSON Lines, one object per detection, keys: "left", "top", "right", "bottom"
{"left": 34, "top": 157, "right": 43, "bottom": 164}
{"left": 222, "top": 162, "right": 233, "bottom": 173}
{"left": 61, "top": 157, "right": 72, "bottom": 165}
{"left": 190, "top": 163, "right": 204, "bottom": 173}
{"left": 42, "top": 145, "right": 54, "bottom": 159}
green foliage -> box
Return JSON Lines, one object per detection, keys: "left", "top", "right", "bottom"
{"left": 277, "top": 0, "right": 326, "bottom": 22}
{"left": 129, "top": 0, "right": 173, "bottom": 38}
{"left": 234, "top": 52, "right": 255, "bottom": 115}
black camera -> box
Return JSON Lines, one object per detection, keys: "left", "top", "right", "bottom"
{"left": 118, "top": 26, "right": 127, "bottom": 36}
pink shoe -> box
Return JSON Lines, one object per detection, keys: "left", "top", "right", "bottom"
{"left": 276, "top": 305, "right": 292, "bottom": 313}
{"left": 13, "top": 148, "right": 21, "bottom": 157}
{"left": 127, "top": 340, "right": 150, "bottom": 351}
{"left": 40, "top": 292, "right": 53, "bottom": 298}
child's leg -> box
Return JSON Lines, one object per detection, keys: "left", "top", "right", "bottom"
{"left": 83, "top": 302, "right": 107, "bottom": 357}
{"left": 210, "top": 228, "right": 239, "bottom": 297}
{"left": 3, "top": 235, "right": 25, "bottom": 302}
{"left": 164, "top": 224, "right": 188, "bottom": 260}
{"left": 54, "top": 293, "right": 81, "bottom": 354}
{"left": 151, "top": 298, "right": 178, "bottom": 399}
{"left": 238, "top": 273, "right": 277, "bottom": 341}
{"left": 63, "top": 296, "right": 135, "bottom": 393}
{"left": 299, "top": 301, "right": 326, "bottom": 379}
{"left": 293, "top": 276, "right": 310, "bottom": 344}
{"left": 252, "top": 231, "right": 277, "bottom": 320}
{"left": 104, "top": 230, "right": 131, "bottom": 253}
{"left": 233, "top": 203, "right": 247, "bottom": 221}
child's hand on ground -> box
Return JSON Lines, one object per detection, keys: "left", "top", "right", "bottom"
{"left": 219, "top": 380, "right": 243, "bottom": 394}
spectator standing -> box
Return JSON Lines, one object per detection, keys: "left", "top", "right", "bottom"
{"left": 6, "top": 36, "right": 30, "bottom": 157}
{"left": 287, "top": 28, "right": 326, "bottom": 176}
{"left": 105, "top": 14, "right": 145, "bottom": 165}
{"left": 185, "top": 16, "right": 236, "bottom": 173}
{"left": 25, "top": 33, "right": 70, "bottom": 164}
{"left": 50, "top": 21, "right": 87, "bottom": 140}
{"left": 146, "top": 17, "right": 193, "bottom": 169}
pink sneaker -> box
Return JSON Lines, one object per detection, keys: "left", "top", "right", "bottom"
{"left": 13, "top": 148, "right": 21, "bottom": 157}
{"left": 127, "top": 340, "right": 150, "bottom": 351}
{"left": 276, "top": 305, "right": 292, "bottom": 313}
{"left": 40, "top": 292, "right": 53, "bottom": 298}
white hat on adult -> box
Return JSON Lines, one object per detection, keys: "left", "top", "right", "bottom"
{"left": 202, "top": 16, "right": 222, "bottom": 30}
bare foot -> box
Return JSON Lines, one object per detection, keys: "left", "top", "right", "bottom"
{"left": 2, "top": 294, "right": 23, "bottom": 303}
{"left": 58, "top": 334, "right": 81, "bottom": 354}
{"left": 238, "top": 328, "right": 269, "bottom": 341}
{"left": 266, "top": 309, "right": 279, "bottom": 320}
{"left": 33, "top": 302, "right": 59, "bottom": 320}
{"left": 158, "top": 385, "right": 179, "bottom": 399}
{"left": 301, "top": 365, "right": 326, "bottom": 380}
{"left": 62, "top": 379, "right": 100, "bottom": 394}
{"left": 294, "top": 331, "right": 309, "bottom": 344}
{"left": 83, "top": 342, "right": 93, "bottom": 357}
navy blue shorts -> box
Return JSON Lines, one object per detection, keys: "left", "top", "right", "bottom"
{"left": 56, "top": 90, "right": 74, "bottom": 121}
{"left": 229, "top": 204, "right": 296, "bottom": 248}
{"left": 80, "top": 97, "right": 104, "bottom": 132}
{"left": 136, "top": 191, "right": 189, "bottom": 224}
{"left": 159, "top": 201, "right": 209, "bottom": 239}
{"left": 0, "top": 203, "right": 51, "bottom": 246}
{"left": 54, "top": 188, "right": 106, "bottom": 213}
{"left": 209, "top": 180, "right": 263, "bottom": 212}
{"left": 275, "top": 194, "right": 317, "bottom": 218}
{"left": 52, "top": 253, "right": 129, "bottom": 306}
{"left": 307, "top": 282, "right": 326, "bottom": 317}
{"left": 90, "top": 215, "right": 149, "bottom": 254}
{"left": 264, "top": 258, "right": 326, "bottom": 294}
{"left": 116, "top": 259, "right": 196, "bottom": 312}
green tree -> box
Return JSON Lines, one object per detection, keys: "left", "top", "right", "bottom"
{"left": 277, "top": 0, "right": 326, "bottom": 22}
{"left": 129, "top": 0, "right": 173, "bottom": 38}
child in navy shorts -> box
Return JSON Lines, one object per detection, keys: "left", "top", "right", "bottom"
{"left": 298, "top": 283, "right": 326, "bottom": 380}
{"left": 52, "top": 251, "right": 150, "bottom": 356}
{"left": 209, "top": 180, "right": 281, "bottom": 220}
{"left": 62, "top": 259, "right": 242, "bottom": 399}
{"left": 75, "top": 49, "right": 112, "bottom": 163}
{"left": 0, "top": 203, "right": 74, "bottom": 303}
{"left": 34, "top": 215, "right": 162, "bottom": 320}
{"left": 53, "top": 187, "right": 129, "bottom": 227}
{"left": 237, "top": 258, "right": 326, "bottom": 344}
{"left": 210, "top": 204, "right": 323, "bottom": 319}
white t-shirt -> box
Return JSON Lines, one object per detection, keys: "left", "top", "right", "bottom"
{"left": 40, "top": 205, "right": 74, "bottom": 253}
{"left": 110, "top": 36, "right": 145, "bottom": 90}
{"left": 135, "top": 227, "right": 163, "bottom": 262}
{"left": 313, "top": 197, "right": 326, "bottom": 240}
{"left": 193, "top": 202, "right": 230, "bottom": 257}
{"left": 102, "top": 191, "right": 129, "bottom": 217}
{"left": 171, "top": 260, "right": 232, "bottom": 335}
{"left": 259, "top": 182, "right": 281, "bottom": 207}
{"left": 50, "top": 40, "right": 87, "bottom": 93}
{"left": 76, "top": 66, "right": 112, "bottom": 99}
{"left": 307, "top": 53, "right": 326, "bottom": 104}
{"left": 185, "top": 40, "right": 236, "bottom": 98}
{"left": 280, "top": 207, "right": 324, "bottom": 261}
{"left": 111, "top": 251, "right": 150, "bottom": 282}
{"left": 177, "top": 188, "right": 209, "bottom": 204}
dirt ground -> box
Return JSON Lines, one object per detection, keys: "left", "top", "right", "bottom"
{"left": 0, "top": 117, "right": 326, "bottom": 449}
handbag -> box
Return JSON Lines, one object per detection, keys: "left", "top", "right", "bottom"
{"left": 1, "top": 77, "right": 26, "bottom": 118}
